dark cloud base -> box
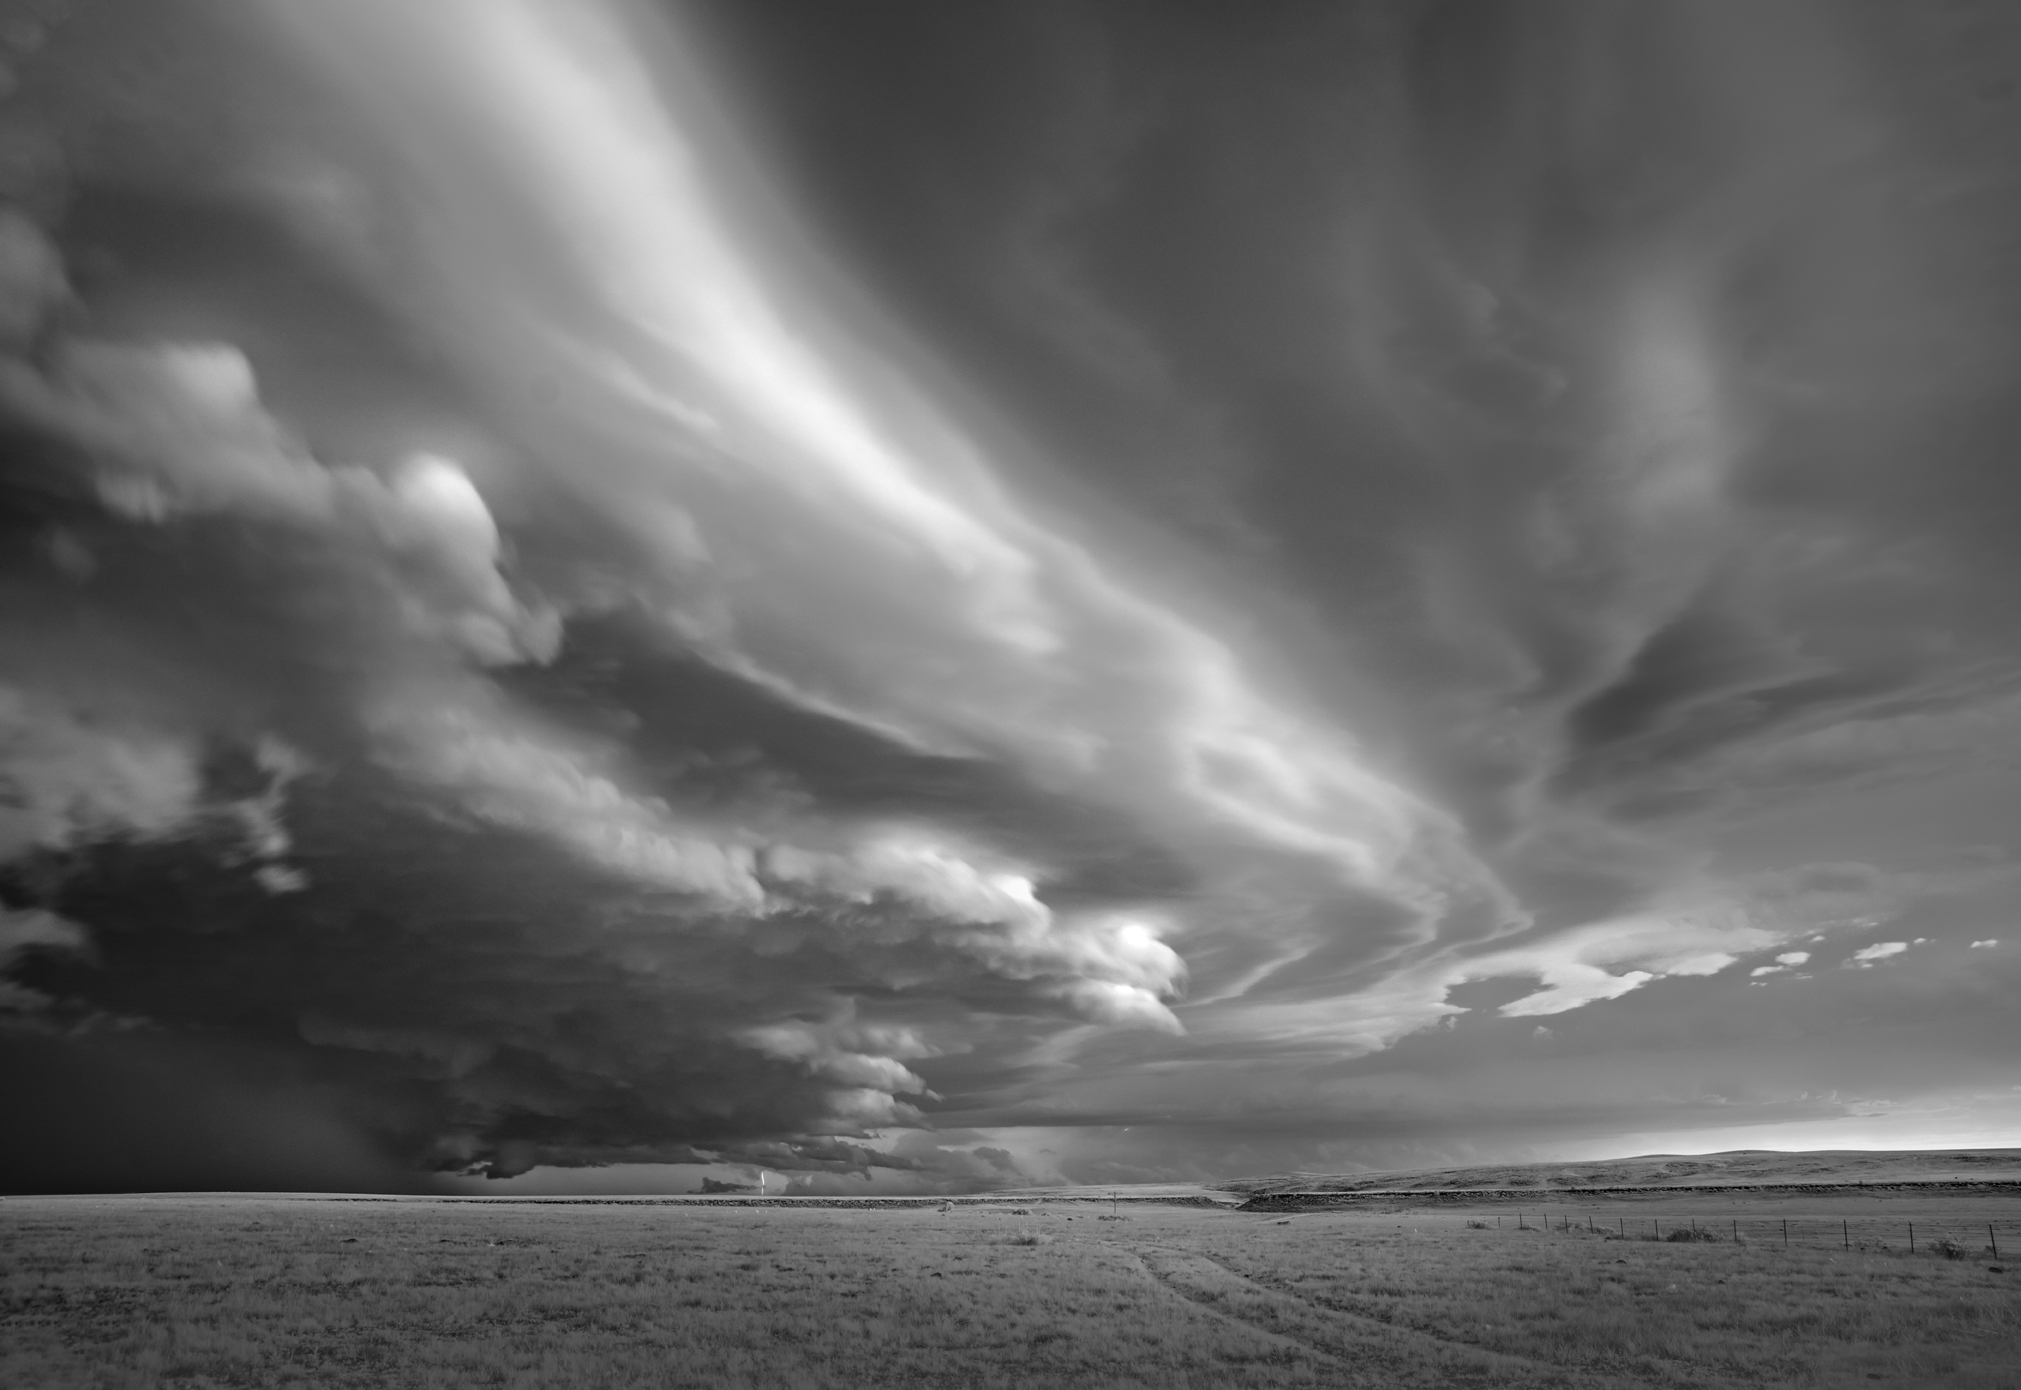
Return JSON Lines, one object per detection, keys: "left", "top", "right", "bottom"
{"left": 0, "top": 1026, "right": 434, "bottom": 1195}
{"left": 2, "top": 767, "right": 1039, "bottom": 1181}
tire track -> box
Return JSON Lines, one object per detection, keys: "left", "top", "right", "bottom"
{"left": 1117, "top": 1241, "right": 1606, "bottom": 1389}
{"left": 1187, "top": 1247, "right": 1568, "bottom": 1370}
{"left": 1104, "top": 1242, "right": 1354, "bottom": 1380}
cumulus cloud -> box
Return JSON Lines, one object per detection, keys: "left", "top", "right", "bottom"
{"left": 737, "top": 1014, "right": 933, "bottom": 1127}
{"left": 361, "top": 700, "right": 1190, "bottom": 1028}
{"left": 769, "top": 831, "right": 1186, "bottom": 1031}
{"left": 1971, "top": 939, "right": 1999, "bottom": 949}
{"left": 1846, "top": 942, "right": 1911, "bottom": 969}
{"left": 0, "top": 905, "right": 91, "bottom": 1010}
{"left": 376, "top": 692, "right": 769, "bottom": 907}
{"left": 1751, "top": 950, "right": 1812, "bottom": 978}
{"left": 0, "top": 685, "right": 202, "bottom": 861}
{"left": 0, "top": 673, "right": 310, "bottom": 902}
{"left": 0, "top": 339, "right": 560, "bottom": 667}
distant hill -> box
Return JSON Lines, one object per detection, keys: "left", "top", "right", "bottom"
{"left": 1219, "top": 1149, "right": 2021, "bottom": 1196}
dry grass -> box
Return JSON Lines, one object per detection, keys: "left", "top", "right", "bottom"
{"left": 1202, "top": 1207, "right": 2020, "bottom": 1388}
{"left": 3, "top": 1195, "right": 2017, "bottom": 1388}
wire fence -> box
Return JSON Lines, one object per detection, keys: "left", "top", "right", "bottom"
{"left": 1481, "top": 1211, "right": 2015, "bottom": 1259}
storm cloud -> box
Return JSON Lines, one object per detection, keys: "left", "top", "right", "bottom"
{"left": 3, "top": 0, "right": 2019, "bottom": 1193}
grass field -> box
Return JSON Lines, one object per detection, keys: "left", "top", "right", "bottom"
{"left": 3, "top": 1192, "right": 2018, "bottom": 1388}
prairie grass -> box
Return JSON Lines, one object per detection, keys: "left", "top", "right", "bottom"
{"left": 2, "top": 1195, "right": 2016, "bottom": 1388}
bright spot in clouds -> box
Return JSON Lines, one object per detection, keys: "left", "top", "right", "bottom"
{"left": 1846, "top": 942, "right": 1911, "bottom": 969}
{"left": 1751, "top": 950, "right": 1813, "bottom": 978}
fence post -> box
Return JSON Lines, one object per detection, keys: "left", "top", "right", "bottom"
{"left": 1618, "top": 1217, "right": 1624, "bottom": 1237}
{"left": 1909, "top": 1223, "right": 1915, "bottom": 1255}
{"left": 1732, "top": 1219, "right": 1738, "bottom": 1244}
{"left": 1654, "top": 1219, "right": 1661, "bottom": 1240}
{"left": 1991, "top": 1224, "right": 1999, "bottom": 1261}
{"left": 1843, "top": 1220, "right": 1849, "bottom": 1251}
{"left": 1782, "top": 1219, "right": 1787, "bottom": 1249}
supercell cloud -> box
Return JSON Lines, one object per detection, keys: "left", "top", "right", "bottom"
{"left": 3, "top": 0, "right": 2020, "bottom": 1192}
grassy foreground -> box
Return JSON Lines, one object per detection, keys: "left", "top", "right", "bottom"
{"left": 3, "top": 1195, "right": 2017, "bottom": 1388}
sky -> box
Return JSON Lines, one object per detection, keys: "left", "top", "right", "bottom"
{"left": 2, "top": 0, "right": 2019, "bottom": 1195}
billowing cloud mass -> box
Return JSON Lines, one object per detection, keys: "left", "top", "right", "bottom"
{"left": 3, "top": 0, "right": 2020, "bottom": 1193}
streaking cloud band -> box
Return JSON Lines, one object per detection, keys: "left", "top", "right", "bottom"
{"left": 270, "top": 0, "right": 1456, "bottom": 897}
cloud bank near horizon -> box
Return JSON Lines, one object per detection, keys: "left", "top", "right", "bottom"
{"left": 3, "top": 0, "right": 2020, "bottom": 1192}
